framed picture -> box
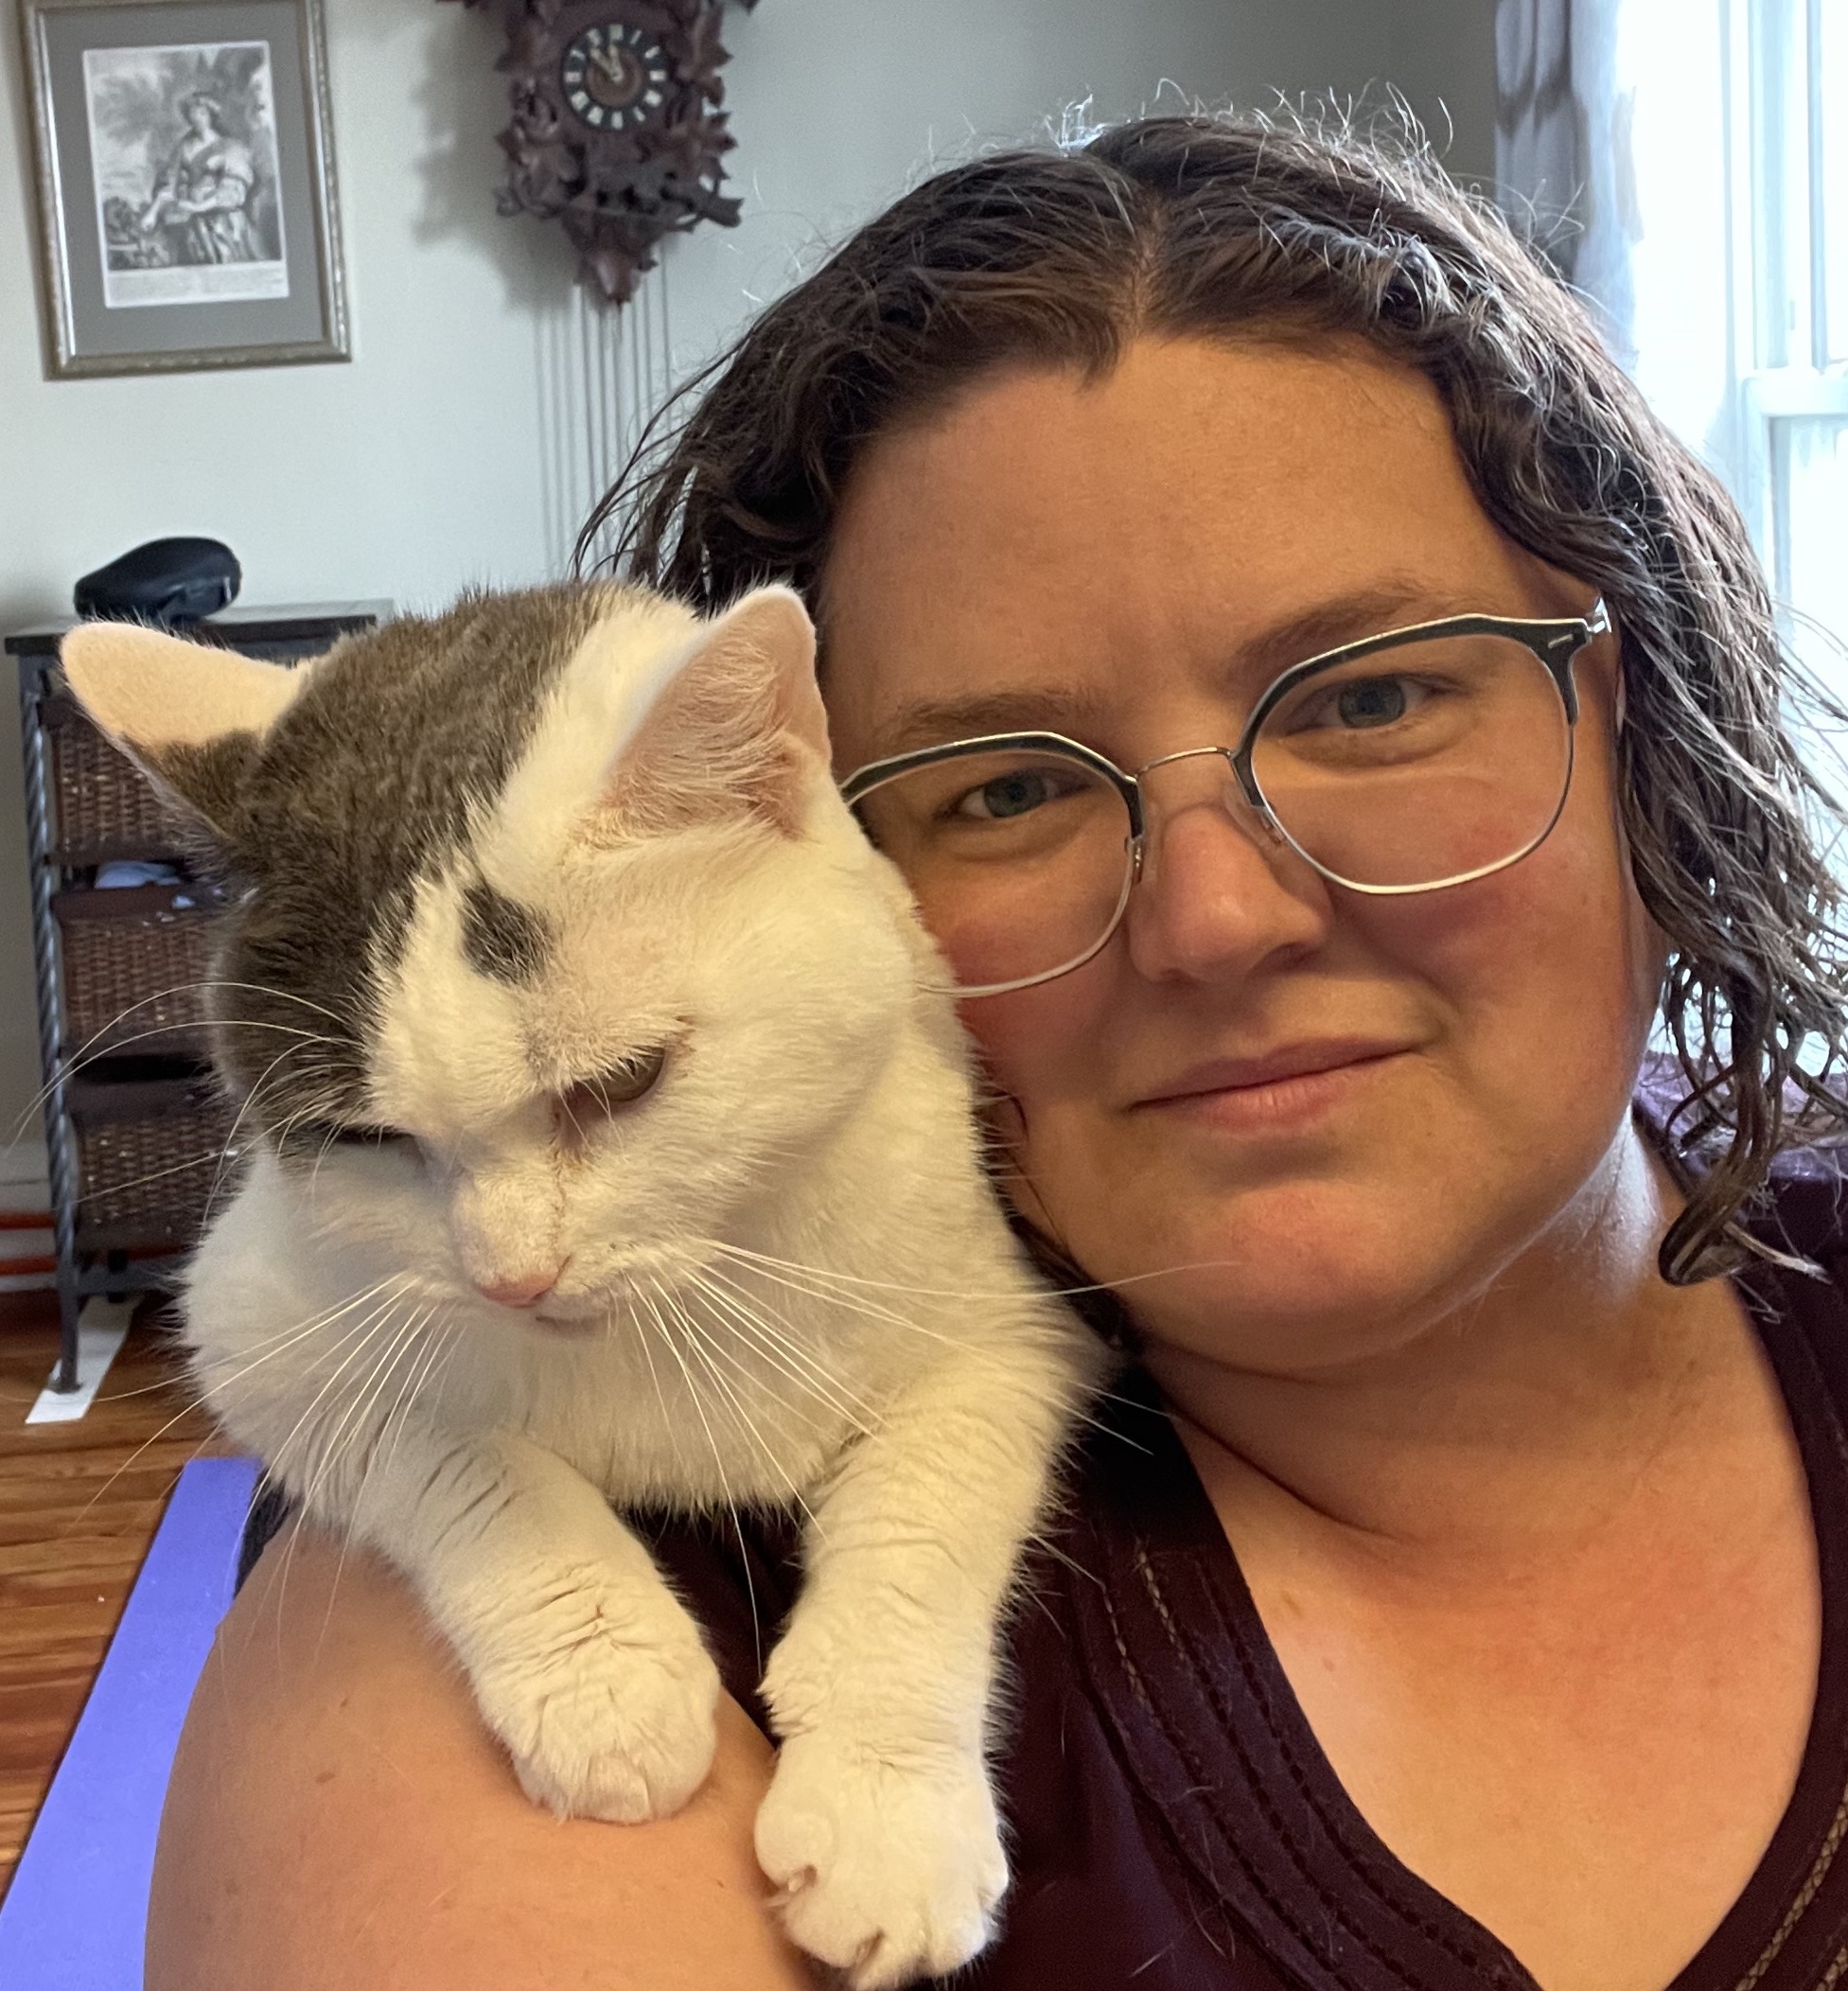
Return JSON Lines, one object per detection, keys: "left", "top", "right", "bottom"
{"left": 20, "top": 0, "right": 348, "bottom": 378}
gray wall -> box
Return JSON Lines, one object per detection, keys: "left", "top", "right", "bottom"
{"left": 0, "top": 0, "right": 1495, "bottom": 1141}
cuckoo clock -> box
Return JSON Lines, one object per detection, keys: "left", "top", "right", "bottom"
{"left": 449, "top": 0, "right": 759, "bottom": 303}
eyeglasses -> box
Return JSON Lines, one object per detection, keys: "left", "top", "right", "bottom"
{"left": 839, "top": 599, "right": 1611, "bottom": 997}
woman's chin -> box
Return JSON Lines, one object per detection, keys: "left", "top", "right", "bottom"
{"left": 1087, "top": 1198, "right": 1458, "bottom": 1372}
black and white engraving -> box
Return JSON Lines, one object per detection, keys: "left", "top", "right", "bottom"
{"left": 83, "top": 41, "right": 288, "bottom": 309}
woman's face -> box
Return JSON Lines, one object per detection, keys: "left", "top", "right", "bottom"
{"left": 822, "top": 338, "right": 1664, "bottom": 1375}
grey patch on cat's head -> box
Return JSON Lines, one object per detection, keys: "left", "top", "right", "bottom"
{"left": 188, "top": 584, "right": 630, "bottom": 1153}
{"left": 462, "top": 878, "right": 550, "bottom": 985}
{"left": 149, "top": 734, "right": 264, "bottom": 840}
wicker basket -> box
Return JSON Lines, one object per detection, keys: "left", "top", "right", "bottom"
{"left": 44, "top": 693, "right": 186, "bottom": 864}
{"left": 65, "top": 1073, "right": 239, "bottom": 1255}
{"left": 54, "top": 882, "right": 222, "bottom": 1059}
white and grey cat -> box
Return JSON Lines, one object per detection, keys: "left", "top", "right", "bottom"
{"left": 63, "top": 584, "right": 1104, "bottom": 1987}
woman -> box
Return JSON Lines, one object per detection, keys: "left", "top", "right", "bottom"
{"left": 150, "top": 114, "right": 1848, "bottom": 1991}
{"left": 139, "top": 94, "right": 262, "bottom": 266}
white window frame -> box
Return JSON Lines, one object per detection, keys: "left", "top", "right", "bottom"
{"left": 1723, "top": 0, "right": 1847, "bottom": 610}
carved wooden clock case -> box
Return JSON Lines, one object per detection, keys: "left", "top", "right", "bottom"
{"left": 449, "top": 0, "right": 760, "bottom": 303}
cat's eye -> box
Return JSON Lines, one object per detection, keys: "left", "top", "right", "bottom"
{"left": 558, "top": 1047, "right": 669, "bottom": 1128}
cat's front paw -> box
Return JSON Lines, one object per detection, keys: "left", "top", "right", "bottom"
{"left": 755, "top": 1731, "right": 1007, "bottom": 1989}
{"left": 473, "top": 1602, "right": 722, "bottom": 1824}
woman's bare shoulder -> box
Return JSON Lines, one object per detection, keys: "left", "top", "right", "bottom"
{"left": 148, "top": 1524, "right": 813, "bottom": 1991}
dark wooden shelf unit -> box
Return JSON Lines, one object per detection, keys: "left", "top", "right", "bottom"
{"left": 9, "top": 602, "right": 387, "bottom": 1391}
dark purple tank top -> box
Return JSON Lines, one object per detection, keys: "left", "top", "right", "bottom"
{"left": 637, "top": 1154, "right": 1848, "bottom": 1991}
{"left": 237, "top": 1144, "right": 1848, "bottom": 1987}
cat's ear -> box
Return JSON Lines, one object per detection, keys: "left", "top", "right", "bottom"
{"left": 60, "top": 621, "right": 311, "bottom": 837}
{"left": 607, "top": 585, "right": 829, "bottom": 836}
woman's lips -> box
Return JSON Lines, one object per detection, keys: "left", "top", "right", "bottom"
{"left": 1133, "top": 1042, "right": 1409, "bottom": 1130}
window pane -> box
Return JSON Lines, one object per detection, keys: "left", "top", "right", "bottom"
{"left": 1822, "top": 0, "right": 1848, "bottom": 364}
{"left": 1617, "top": 0, "right": 1731, "bottom": 436}
{"left": 1784, "top": 416, "right": 1848, "bottom": 680}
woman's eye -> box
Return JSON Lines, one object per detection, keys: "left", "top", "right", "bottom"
{"left": 951, "top": 767, "right": 1072, "bottom": 821}
{"left": 1336, "top": 678, "right": 1408, "bottom": 728}
{"left": 1293, "top": 675, "right": 1431, "bottom": 732}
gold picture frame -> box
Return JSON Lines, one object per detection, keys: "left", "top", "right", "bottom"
{"left": 21, "top": 0, "right": 349, "bottom": 378}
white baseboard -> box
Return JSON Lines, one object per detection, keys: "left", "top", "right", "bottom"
{"left": 1, "top": 1137, "right": 55, "bottom": 1289}
{"left": 1, "top": 1136, "right": 49, "bottom": 1205}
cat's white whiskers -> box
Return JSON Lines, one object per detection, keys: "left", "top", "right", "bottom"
{"left": 227, "top": 1303, "right": 416, "bottom": 1500}
{"left": 260, "top": 1288, "right": 418, "bottom": 1496}
{"left": 180, "top": 1276, "right": 415, "bottom": 1401}
{"left": 672, "top": 1292, "right": 837, "bottom": 1442}
{"left": 51, "top": 1141, "right": 232, "bottom": 1214}
{"left": 46, "top": 1061, "right": 335, "bottom": 1242}
{"left": 709, "top": 1241, "right": 959, "bottom": 1311}
{"left": 197, "top": 978, "right": 351, "bottom": 1027}
{"left": 41, "top": 1057, "right": 339, "bottom": 1225}
{"left": 634, "top": 1282, "right": 746, "bottom": 1520}
{"left": 713, "top": 1233, "right": 1234, "bottom": 1312}
{"left": 706, "top": 1248, "right": 965, "bottom": 1347}
{"left": 267, "top": 1293, "right": 427, "bottom": 1625}
{"left": 201, "top": 1039, "right": 320, "bottom": 1218}
{"left": 377, "top": 1310, "right": 461, "bottom": 1483}
{"left": 237, "top": 1295, "right": 445, "bottom": 1663}
{"left": 625, "top": 1278, "right": 693, "bottom": 1483}
{"left": 684, "top": 1278, "right": 880, "bottom": 1435}
{"left": 67, "top": 1278, "right": 414, "bottom": 1526}
{"left": 649, "top": 1278, "right": 823, "bottom": 1522}
{"left": 308, "top": 1302, "right": 433, "bottom": 1527}
{"left": 659, "top": 1300, "right": 780, "bottom": 1468}
{"left": 694, "top": 1306, "right": 875, "bottom": 1441}
{"left": 208, "top": 1272, "right": 414, "bottom": 1356}
{"left": 5, "top": 1005, "right": 334, "bottom": 1145}
{"left": 314, "top": 1304, "right": 446, "bottom": 1652}
{"left": 59, "top": 1390, "right": 225, "bottom": 1535}
{"left": 682, "top": 1264, "right": 882, "bottom": 1435}
{"left": 294, "top": 1122, "right": 356, "bottom": 1202}
{"left": 699, "top": 1256, "right": 1085, "bottom": 1424}
{"left": 700, "top": 1254, "right": 1127, "bottom": 1435}
{"left": 640, "top": 1277, "right": 777, "bottom": 1647}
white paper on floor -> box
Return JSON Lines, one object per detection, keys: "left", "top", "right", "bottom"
{"left": 25, "top": 1296, "right": 136, "bottom": 1425}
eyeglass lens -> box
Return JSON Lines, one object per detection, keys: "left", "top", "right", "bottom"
{"left": 850, "top": 748, "right": 1135, "bottom": 993}
{"left": 1250, "top": 634, "right": 1572, "bottom": 890}
{"left": 849, "top": 632, "right": 1573, "bottom": 994}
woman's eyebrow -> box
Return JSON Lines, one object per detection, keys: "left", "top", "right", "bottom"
{"left": 1230, "top": 579, "right": 1484, "bottom": 684}
{"left": 860, "top": 581, "right": 1489, "bottom": 760}
{"left": 865, "top": 687, "right": 1114, "bottom": 759}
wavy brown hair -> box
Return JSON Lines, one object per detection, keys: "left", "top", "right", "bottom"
{"left": 584, "top": 110, "right": 1848, "bottom": 1284}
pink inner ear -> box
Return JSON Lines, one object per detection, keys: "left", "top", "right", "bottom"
{"left": 61, "top": 621, "right": 307, "bottom": 753}
{"left": 605, "top": 624, "right": 816, "bottom": 837}
{"left": 739, "top": 586, "right": 829, "bottom": 761}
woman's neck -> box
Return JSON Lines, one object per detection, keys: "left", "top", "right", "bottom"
{"left": 1142, "top": 1122, "right": 1764, "bottom": 1570}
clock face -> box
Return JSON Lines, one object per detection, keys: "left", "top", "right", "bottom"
{"left": 560, "top": 21, "right": 673, "bottom": 132}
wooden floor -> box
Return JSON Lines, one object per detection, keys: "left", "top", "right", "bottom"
{"left": 0, "top": 1289, "right": 228, "bottom": 1905}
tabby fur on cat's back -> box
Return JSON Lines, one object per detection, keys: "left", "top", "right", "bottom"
{"left": 62, "top": 583, "right": 1105, "bottom": 1988}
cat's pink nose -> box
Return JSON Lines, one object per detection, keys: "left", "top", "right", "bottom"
{"left": 475, "top": 1269, "right": 560, "bottom": 1310}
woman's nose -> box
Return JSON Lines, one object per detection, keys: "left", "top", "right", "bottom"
{"left": 1124, "top": 781, "right": 1330, "bottom": 983}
